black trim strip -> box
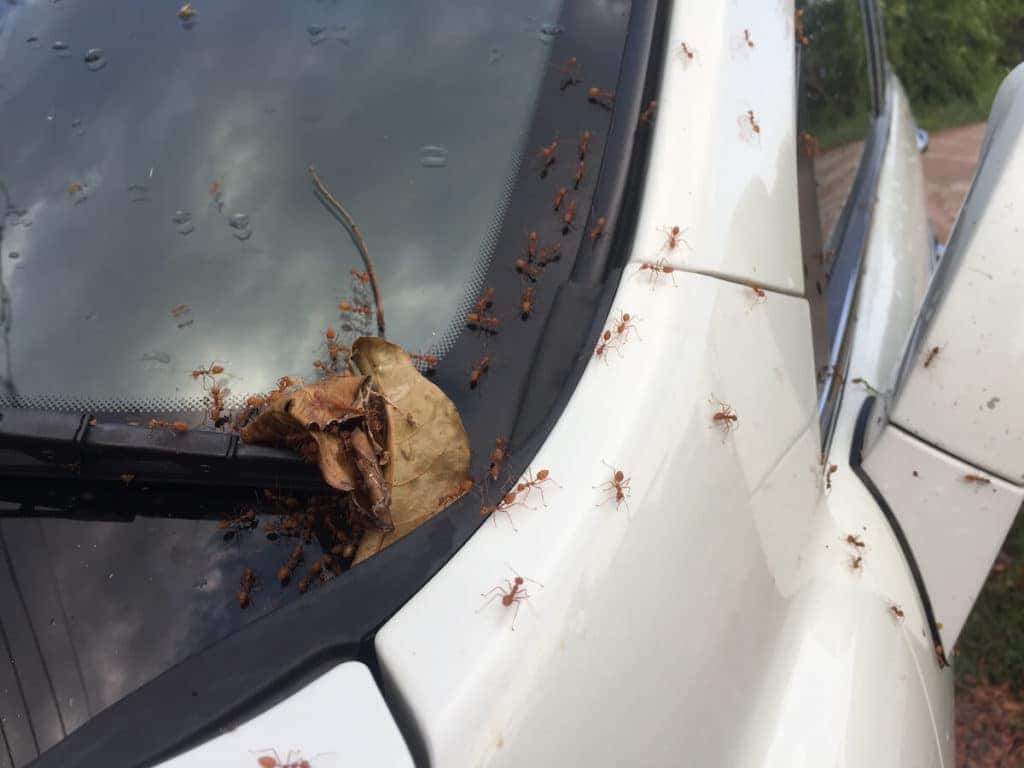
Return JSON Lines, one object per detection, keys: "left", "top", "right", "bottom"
{"left": 848, "top": 397, "right": 946, "bottom": 659}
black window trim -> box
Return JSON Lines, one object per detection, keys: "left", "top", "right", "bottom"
{"left": 15, "top": 0, "right": 671, "bottom": 765}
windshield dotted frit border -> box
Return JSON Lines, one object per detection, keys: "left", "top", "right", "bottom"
{"left": 26, "top": 0, "right": 670, "bottom": 764}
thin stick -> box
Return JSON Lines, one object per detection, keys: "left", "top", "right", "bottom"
{"left": 308, "top": 166, "right": 386, "bottom": 338}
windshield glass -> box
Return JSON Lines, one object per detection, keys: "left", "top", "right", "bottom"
{"left": 0, "top": 0, "right": 554, "bottom": 411}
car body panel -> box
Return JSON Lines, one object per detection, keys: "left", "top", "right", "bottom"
{"left": 630, "top": 0, "right": 802, "bottom": 294}
{"left": 890, "top": 64, "right": 1024, "bottom": 485}
{"left": 155, "top": 662, "right": 413, "bottom": 768}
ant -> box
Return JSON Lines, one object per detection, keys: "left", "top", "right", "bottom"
{"left": 219, "top": 508, "right": 258, "bottom": 532}
{"left": 254, "top": 750, "right": 329, "bottom": 768}
{"left": 520, "top": 286, "right": 534, "bottom": 320}
{"left": 488, "top": 436, "right": 509, "bottom": 481}
{"left": 578, "top": 130, "right": 594, "bottom": 160}
{"left": 659, "top": 225, "right": 690, "bottom": 254}
{"left": 587, "top": 86, "right": 615, "bottom": 109}
{"left": 472, "top": 287, "right": 496, "bottom": 315}
{"left": 558, "top": 56, "right": 583, "bottom": 90}
{"left": 552, "top": 186, "right": 568, "bottom": 211}
{"left": 537, "top": 243, "right": 561, "bottom": 266}
{"left": 800, "top": 131, "right": 819, "bottom": 157}
{"left": 238, "top": 566, "right": 256, "bottom": 608}
{"left": 745, "top": 109, "right": 761, "bottom": 136}
{"left": 466, "top": 312, "right": 501, "bottom": 333}
{"left": 574, "top": 160, "right": 586, "bottom": 190}
{"left": 639, "top": 100, "right": 657, "bottom": 125}
{"left": 409, "top": 352, "right": 438, "bottom": 370}
{"left": 436, "top": 478, "right": 475, "bottom": 512}
{"left": 935, "top": 644, "right": 949, "bottom": 669}
{"left": 589, "top": 216, "right": 606, "bottom": 242}
{"left": 849, "top": 555, "right": 863, "bottom": 572}
{"left": 469, "top": 355, "right": 490, "bottom": 388}
{"left": 743, "top": 28, "right": 755, "bottom": 48}
{"left": 277, "top": 544, "right": 304, "bottom": 585}
{"left": 561, "top": 199, "right": 577, "bottom": 234}
{"left": 479, "top": 569, "right": 542, "bottom": 631}
{"left": 245, "top": 394, "right": 267, "bottom": 408}
{"left": 338, "top": 301, "right": 372, "bottom": 316}
{"left": 177, "top": 3, "right": 196, "bottom": 20}
{"left": 845, "top": 534, "right": 865, "bottom": 549}
{"left": 148, "top": 419, "right": 188, "bottom": 433}
{"left": 677, "top": 41, "right": 696, "bottom": 61}
{"left": 611, "top": 310, "right": 640, "bottom": 342}
{"left": 711, "top": 400, "right": 738, "bottom": 434}
{"left": 963, "top": 474, "right": 991, "bottom": 485}
{"left": 596, "top": 461, "right": 631, "bottom": 511}
{"left": 594, "top": 329, "right": 620, "bottom": 362}
{"left": 524, "top": 230, "right": 539, "bottom": 261}
{"left": 825, "top": 463, "right": 838, "bottom": 491}
{"left": 923, "top": 345, "right": 940, "bottom": 368}
{"left": 191, "top": 361, "right": 225, "bottom": 381}
{"left": 170, "top": 303, "right": 190, "bottom": 318}
{"left": 514, "top": 258, "right": 541, "bottom": 281}
{"left": 207, "top": 382, "right": 227, "bottom": 423}
{"left": 480, "top": 490, "right": 523, "bottom": 531}
{"left": 889, "top": 604, "right": 905, "bottom": 621}
{"left": 350, "top": 268, "right": 370, "bottom": 283}
{"left": 636, "top": 258, "right": 677, "bottom": 287}
{"left": 795, "top": 9, "right": 809, "bottom": 46}
{"left": 516, "top": 467, "right": 557, "bottom": 505}
{"left": 536, "top": 138, "right": 559, "bottom": 176}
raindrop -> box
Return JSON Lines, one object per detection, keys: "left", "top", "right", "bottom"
{"left": 26, "top": 35, "right": 40, "bottom": 48}
{"left": 488, "top": 47, "right": 502, "bottom": 65}
{"left": 537, "top": 22, "right": 564, "bottom": 44}
{"left": 172, "top": 209, "right": 194, "bottom": 235}
{"left": 46, "top": 111, "right": 55, "bottom": 122}
{"left": 83, "top": 48, "right": 107, "bottom": 71}
{"left": 71, "top": 118, "right": 85, "bottom": 136}
{"left": 127, "top": 183, "right": 150, "bottom": 202}
{"left": 7, "top": 252, "right": 19, "bottom": 260}
{"left": 419, "top": 145, "right": 449, "bottom": 168}
{"left": 228, "top": 212, "right": 251, "bottom": 240}
{"left": 52, "top": 41, "right": 71, "bottom": 58}
{"left": 108, "top": 572, "right": 114, "bottom": 579}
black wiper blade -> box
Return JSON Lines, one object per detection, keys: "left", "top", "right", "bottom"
{"left": 0, "top": 408, "right": 325, "bottom": 490}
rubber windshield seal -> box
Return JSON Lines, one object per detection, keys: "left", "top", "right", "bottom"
{"left": 24, "top": 0, "right": 669, "bottom": 765}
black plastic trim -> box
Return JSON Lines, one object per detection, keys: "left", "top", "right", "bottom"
{"left": 849, "top": 397, "right": 946, "bottom": 657}
{"left": 21, "top": 0, "right": 668, "bottom": 764}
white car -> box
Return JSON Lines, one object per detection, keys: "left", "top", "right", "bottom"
{"left": 0, "top": 0, "right": 1021, "bottom": 766}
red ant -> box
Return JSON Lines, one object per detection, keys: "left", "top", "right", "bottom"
{"left": 923, "top": 345, "right": 940, "bottom": 368}
{"left": 191, "top": 361, "right": 225, "bottom": 380}
{"left": 170, "top": 303, "right": 190, "bottom": 318}
{"left": 845, "top": 534, "right": 865, "bottom": 549}
{"left": 800, "top": 131, "right": 819, "bottom": 157}
{"left": 254, "top": 749, "right": 324, "bottom": 768}
{"left": 795, "top": 10, "right": 810, "bottom": 46}
{"left": 207, "top": 382, "right": 227, "bottom": 423}
{"left": 677, "top": 41, "right": 695, "bottom": 61}
{"left": 660, "top": 224, "right": 689, "bottom": 253}
{"left": 472, "top": 287, "right": 496, "bottom": 315}
{"left": 516, "top": 467, "right": 557, "bottom": 505}
{"left": 148, "top": 419, "right": 189, "bottom": 433}
{"left": 745, "top": 109, "right": 761, "bottom": 135}
{"left": 594, "top": 329, "right": 619, "bottom": 362}
{"left": 561, "top": 199, "right": 577, "bottom": 234}
{"left": 589, "top": 216, "right": 606, "bottom": 242}
{"left": 480, "top": 489, "right": 523, "bottom": 531}
{"left": 514, "top": 258, "right": 541, "bottom": 281}
{"left": 350, "top": 268, "right": 370, "bottom": 283}
{"left": 889, "top": 604, "right": 905, "bottom": 621}
{"left": 636, "top": 258, "right": 677, "bottom": 287}
{"left": 488, "top": 436, "right": 509, "bottom": 481}
{"left": 479, "top": 569, "right": 542, "bottom": 630}
{"left": 743, "top": 28, "right": 755, "bottom": 47}
{"left": 520, "top": 286, "right": 534, "bottom": 320}
{"left": 611, "top": 310, "right": 640, "bottom": 342}
{"left": 574, "top": 160, "right": 586, "bottom": 190}
{"left": 409, "top": 352, "right": 438, "bottom": 369}
{"left": 219, "top": 508, "right": 258, "bottom": 532}
{"left": 277, "top": 544, "right": 304, "bottom": 585}
{"left": 639, "top": 100, "right": 657, "bottom": 125}
{"left": 338, "top": 301, "right": 371, "bottom": 315}
{"left": 849, "top": 555, "right": 863, "bottom": 572}
{"left": 538, "top": 243, "right": 561, "bottom": 266}
{"left": 587, "top": 87, "right": 615, "bottom": 109}
{"left": 824, "top": 463, "right": 838, "bottom": 490}
{"left": 578, "top": 130, "right": 593, "bottom": 160}
{"left": 748, "top": 285, "right": 767, "bottom": 307}
{"left": 466, "top": 312, "right": 501, "bottom": 333}
{"left": 558, "top": 56, "right": 583, "bottom": 90}
{"left": 596, "top": 461, "right": 631, "bottom": 511}
{"left": 711, "top": 400, "right": 738, "bottom": 434}
{"left": 552, "top": 186, "right": 567, "bottom": 212}
{"left": 963, "top": 474, "right": 991, "bottom": 485}
{"left": 536, "top": 138, "right": 559, "bottom": 176}
{"left": 238, "top": 566, "right": 256, "bottom": 608}
{"left": 524, "top": 230, "right": 539, "bottom": 261}
{"left": 469, "top": 355, "right": 490, "bottom": 388}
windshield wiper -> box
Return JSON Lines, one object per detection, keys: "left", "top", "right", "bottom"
{"left": 0, "top": 408, "right": 325, "bottom": 490}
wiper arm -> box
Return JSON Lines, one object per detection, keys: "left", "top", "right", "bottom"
{"left": 0, "top": 408, "right": 325, "bottom": 490}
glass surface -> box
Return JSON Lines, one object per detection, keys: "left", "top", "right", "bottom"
{"left": 0, "top": 0, "right": 557, "bottom": 410}
{"left": 799, "top": 0, "right": 873, "bottom": 251}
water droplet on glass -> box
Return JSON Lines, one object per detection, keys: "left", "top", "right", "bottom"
{"left": 7, "top": 252, "right": 19, "bottom": 260}
{"left": 127, "top": 183, "right": 150, "bottom": 202}
{"left": 172, "top": 210, "right": 194, "bottom": 234}
{"left": 228, "top": 212, "right": 251, "bottom": 239}
{"left": 52, "top": 41, "right": 71, "bottom": 58}
{"left": 84, "top": 48, "right": 107, "bottom": 71}
{"left": 488, "top": 47, "right": 502, "bottom": 64}
{"left": 71, "top": 118, "right": 85, "bottom": 136}
{"left": 537, "top": 23, "right": 564, "bottom": 44}
{"left": 419, "top": 145, "right": 449, "bottom": 168}
{"left": 26, "top": 35, "right": 40, "bottom": 48}
{"left": 108, "top": 572, "right": 114, "bottom": 579}
{"left": 46, "top": 111, "right": 55, "bottom": 122}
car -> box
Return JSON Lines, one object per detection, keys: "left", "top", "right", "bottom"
{"left": 1, "top": 0, "right": 1022, "bottom": 765}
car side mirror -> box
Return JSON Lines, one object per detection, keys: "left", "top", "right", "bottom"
{"left": 859, "top": 64, "right": 1024, "bottom": 652}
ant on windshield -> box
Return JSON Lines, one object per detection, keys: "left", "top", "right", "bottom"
{"left": 520, "top": 286, "right": 535, "bottom": 320}
{"left": 743, "top": 29, "right": 755, "bottom": 48}
{"left": 558, "top": 56, "right": 584, "bottom": 90}
{"left": 660, "top": 225, "right": 690, "bottom": 254}
{"left": 238, "top": 566, "right": 257, "bottom": 608}
{"left": 578, "top": 130, "right": 594, "bottom": 160}
{"left": 711, "top": 399, "right": 739, "bottom": 435}
{"left": 594, "top": 330, "right": 619, "bottom": 363}
{"left": 552, "top": 186, "right": 568, "bottom": 212}
{"left": 596, "top": 461, "right": 631, "bottom": 511}
{"left": 589, "top": 216, "right": 606, "bottom": 242}
{"left": 479, "top": 568, "right": 542, "bottom": 631}
{"left": 677, "top": 41, "right": 696, "bottom": 62}
{"left": 516, "top": 467, "right": 558, "bottom": 506}
{"left": 636, "top": 258, "right": 677, "bottom": 288}
{"left": 480, "top": 489, "right": 523, "bottom": 531}
{"left": 587, "top": 87, "right": 615, "bottom": 109}
{"left": 254, "top": 749, "right": 325, "bottom": 768}
{"left": 640, "top": 100, "right": 657, "bottom": 125}
{"left": 574, "top": 160, "right": 586, "bottom": 190}
{"left": 191, "top": 361, "right": 225, "bottom": 382}
{"left": 469, "top": 355, "right": 490, "bottom": 388}
{"left": 488, "top": 436, "right": 509, "bottom": 482}
{"left": 536, "top": 138, "right": 559, "bottom": 177}
{"left": 561, "top": 199, "right": 577, "bottom": 234}
{"left": 611, "top": 310, "right": 640, "bottom": 342}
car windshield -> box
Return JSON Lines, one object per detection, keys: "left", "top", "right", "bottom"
{"left": 0, "top": 0, "right": 584, "bottom": 762}
{"left": 0, "top": 0, "right": 555, "bottom": 410}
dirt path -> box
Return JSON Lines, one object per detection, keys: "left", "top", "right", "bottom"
{"left": 922, "top": 122, "right": 986, "bottom": 244}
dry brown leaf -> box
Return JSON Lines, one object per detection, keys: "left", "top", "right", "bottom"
{"left": 351, "top": 337, "right": 471, "bottom": 562}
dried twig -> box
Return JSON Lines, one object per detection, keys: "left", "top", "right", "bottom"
{"left": 308, "top": 166, "right": 386, "bottom": 338}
